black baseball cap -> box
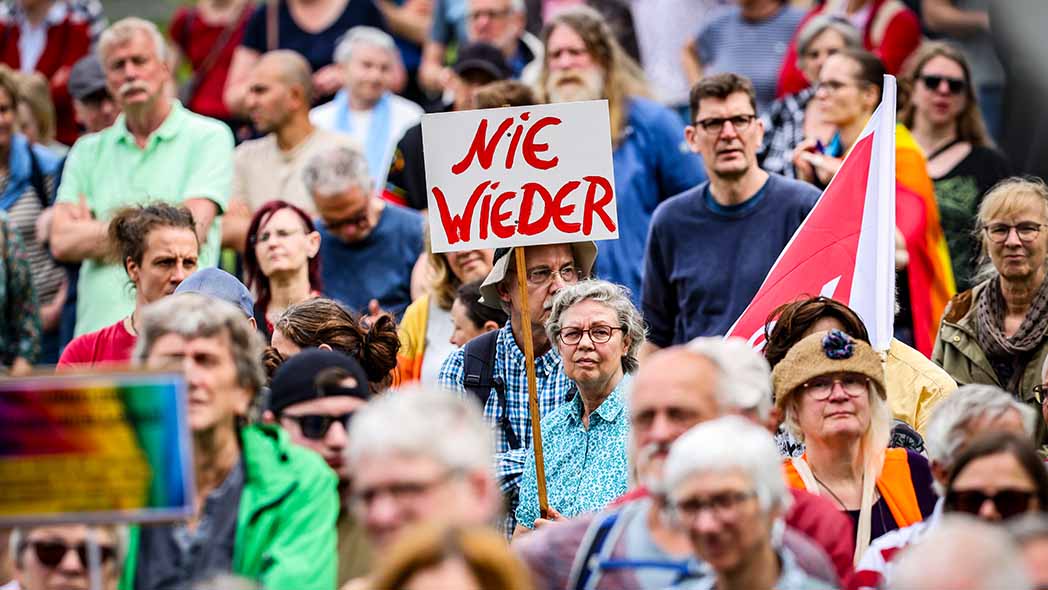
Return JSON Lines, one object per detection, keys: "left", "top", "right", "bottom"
{"left": 453, "top": 42, "right": 512, "bottom": 82}
{"left": 268, "top": 349, "right": 370, "bottom": 414}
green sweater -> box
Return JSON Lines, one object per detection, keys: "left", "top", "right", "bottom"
{"left": 120, "top": 424, "right": 339, "bottom": 589}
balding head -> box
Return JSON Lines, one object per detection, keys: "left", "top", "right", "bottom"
{"left": 630, "top": 347, "right": 724, "bottom": 491}
{"left": 245, "top": 50, "right": 314, "bottom": 133}
{"left": 256, "top": 50, "right": 314, "bottom": 104}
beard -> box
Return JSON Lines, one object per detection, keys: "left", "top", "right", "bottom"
{"left": 546, "top": 68, "right": 606, "bottom": 103}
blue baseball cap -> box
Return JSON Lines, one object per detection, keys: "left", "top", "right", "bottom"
{"left": 174, "top": 268, "right": 255, "bottom": 318}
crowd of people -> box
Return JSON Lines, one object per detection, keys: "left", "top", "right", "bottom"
{"left": 1, "top": 0, "right": 1047, "bottom": 589}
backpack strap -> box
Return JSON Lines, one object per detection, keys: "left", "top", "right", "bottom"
{"left": 27, "top": 145, "right": 49, "bottom": 209}
{"left": 568, "top": 509, "right": 624, "bottom": 590}
{"left": 462, "top": 330, "right": 521, "bottom": 450}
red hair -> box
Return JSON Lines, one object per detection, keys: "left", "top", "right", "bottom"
{"left": 243, "top": 200, "right": 323, "bottom": 314}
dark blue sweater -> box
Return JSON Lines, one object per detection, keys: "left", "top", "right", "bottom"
{"left": 642, "top": 173, "right": 819, "bottom": 346}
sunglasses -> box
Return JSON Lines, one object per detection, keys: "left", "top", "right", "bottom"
{"left": 945, "top": 489, "right": 1035, "bottom": 519}
{"left": 27, "top": 541, "right": 117, "bottom": 568}
{"left": 280, "top": 412, "right": 353, "bottom": 440}
{"left": 920, "top": 74, "right": 966, "bottom": 95}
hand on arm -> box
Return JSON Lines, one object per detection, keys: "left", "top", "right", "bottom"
{"left": 49, "top": 198, "right": 110, "bottom": 262}
{"left": 922, "top": 0, "right": 990, "bottom": 37}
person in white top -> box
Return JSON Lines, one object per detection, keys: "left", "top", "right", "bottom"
{"left": 224, "top": 50, "right": 359, "bottom": 252}
{"left": 310, "top": 26, "right": 422, "bottom": 196}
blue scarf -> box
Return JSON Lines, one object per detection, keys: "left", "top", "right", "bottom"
{"left": 0, "top": 134, "right": 37, "bottom": 211}
{"left": 332, "top": 89, "right": 393, "bottom": 190}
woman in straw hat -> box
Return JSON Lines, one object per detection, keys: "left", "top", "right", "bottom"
{"left": 772, "top": 329, "right": 937, "bottom": 563}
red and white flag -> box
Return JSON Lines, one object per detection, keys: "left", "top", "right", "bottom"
{"left": 727, "top": 76, "right": 897, "bottom": 352}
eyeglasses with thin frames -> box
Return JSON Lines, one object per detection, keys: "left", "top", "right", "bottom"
{"left": 801, "top": 374, "right": 870, "bottom": 401}
{"left": 558, "top": 325, "right": 623, "bottom": 345}
{"left": 525, "top": 265, "right": 579, "bottom": 286}
{"left": 982, "top": 222, "right": 1045, "bottom": 243}
{"left": 671, "top": 490, "right": 757, "bottom": 523}
{"left": 252, "top": 227, "right": 304, "bottom": 246}
{"left": 351, "top": 469, "right": 461, "bottom": 509}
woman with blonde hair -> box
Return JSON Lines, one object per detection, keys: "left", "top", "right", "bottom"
{"left": 369, "top": 523, "right": 532, "bottom": 590}
{"left": 773, "top": 329, "right": 937, "bottom": 562}
{"left": 397, "top": 229, "right": 492, "bottom": 385}
{"left": 934, "top": 177, "right": 1048, "bottom": 410}
{"left": 901, "top": 41, "right": 1011, "bottom": 291}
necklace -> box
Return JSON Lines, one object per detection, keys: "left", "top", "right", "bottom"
{"left": 810, "top": 468, "right": 854, "bottom": 510}
{"left": 126, "top": 314, "right": 138, "bottom": 336}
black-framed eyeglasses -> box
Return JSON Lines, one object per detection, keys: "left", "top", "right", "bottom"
{"left": 280, "top": 412, "right": 353, "bottom": 440}
{"left": 982, "top": 222, "right": 1045, "bottom": 243}
{"left": 671, "top": 490, "right": 757, "bottom": 522}
{"left": 693, "top": 114, "right": 756, "bottom": 134}
{"left": 526, "top": 265, "right": 579, "bottom": 286}
{"left": 945, "top": 488, "right": 1036, "bottom": 519}
{"left": 920, "top": 74, "right": 966, "bottom": 95}
{"left": 558, "top": 325, "right": 622, "bottom": 345}
{"left": 25, "top": 540, "right": 117, "bottom": 568}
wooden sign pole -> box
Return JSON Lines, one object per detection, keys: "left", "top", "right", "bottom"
{"left": 513, "top": 247, "right": 549, "bottom": 516}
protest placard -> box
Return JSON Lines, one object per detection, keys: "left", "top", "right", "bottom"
{"left": 0, "top": 372, "right": 193, "bottom": 526}
{"left": 422, "top": 100, "right": 618, "bottom": 253}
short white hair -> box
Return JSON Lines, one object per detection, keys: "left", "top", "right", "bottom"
{"left": 346, "top": 387, "right": 495, "bottom": 473}
{"left": 302, "top": 145, "right": 372, "bottom": 196}
{"left": 334, "top": 26, "right": 399, "bottom": 65}
{"left": 889, "top": 515, "right": 1030, "bottom": 590}
{"left": 664, "top": 416, "right": 790, "bottom": 513}
{"left": 686, "top": 337, "right": 771, "bottom": 420}
{"left": 98, "top": 17, "right": 167, "bottom": 64}
{"left": 925, "top": 384, "right": 1039, "bottom": 467}
{"left": 467, "top": 0, "right": 526, "bottom": 13}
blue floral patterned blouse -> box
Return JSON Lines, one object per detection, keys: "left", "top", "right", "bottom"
{"left": 516, "top": 377, "right": 632, "bottom": 528}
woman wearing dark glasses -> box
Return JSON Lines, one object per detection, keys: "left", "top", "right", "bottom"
{"left": 902, "top": 41, "right": 1012, "bottom": 291}
{"left": 944, "top": 431, "right": 1048, "bottom": 521}
{"left": 10, "top": 524, "right": 123, "bottom": 590}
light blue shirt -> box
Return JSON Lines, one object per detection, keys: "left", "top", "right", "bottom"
{"left": 516, "top": 376, "right": 632, "bottom": 528}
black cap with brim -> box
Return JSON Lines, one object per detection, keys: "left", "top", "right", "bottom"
{"left": 268, "top": 349, "right": 370, "bottom": 414}
{"left": 453, "top": 42, "right": 513, "bottom": 82}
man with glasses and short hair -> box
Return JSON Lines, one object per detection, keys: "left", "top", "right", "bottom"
{"left": 304, "top": 145, "right": 423, "bottom": 320}
{"left": 344, "top": 388, "right": 500, "bottom": 552}
{"left": 439, "top": 241, "right": 596, "bottom": 533}
{"left": 9, "top": 525, "right": 124, "bottom": 590}
{"left": 263, "top": 348, "right": 374, "bottom": 586}
{"left": 641, "top": 72, "right": 820, "bottom": 355}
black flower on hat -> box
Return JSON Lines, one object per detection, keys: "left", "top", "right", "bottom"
{"left": 821, "top": 329, "right": 854, "bottom": 359}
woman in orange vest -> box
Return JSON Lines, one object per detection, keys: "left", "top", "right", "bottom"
{"left": 772, "top": 329, "right": 937, "bottom": 564}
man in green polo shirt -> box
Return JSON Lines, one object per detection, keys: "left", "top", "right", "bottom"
{"left": 50, "top": 17, "right": 233, "bottom": 336}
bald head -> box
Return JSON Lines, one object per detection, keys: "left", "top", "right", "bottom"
{"left": 256, "top": 50, "right": 314, "bottom": 104}
{"left": 630, "top": 347, "right": 724, "bottom": 490}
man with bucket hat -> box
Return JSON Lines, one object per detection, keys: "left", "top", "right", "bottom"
{"left": 439, "top": 241, "right": 596, "bottom": 533}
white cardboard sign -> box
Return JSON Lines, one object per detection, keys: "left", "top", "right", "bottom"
{"left": 422, "top": 100, "right": 618, "bottom": 253}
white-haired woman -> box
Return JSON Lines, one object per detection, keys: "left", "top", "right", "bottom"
{"left": 665, "top": 415, "right": 833, "bottom": 590}
{"left": 513, "top": 280, "right": 643, "bottom": 534}
{"left": 934, "top": 178, "right": 1048, "bottom": 407}
{"left": 773, "top": 330, "right": 937, "bottom": 562}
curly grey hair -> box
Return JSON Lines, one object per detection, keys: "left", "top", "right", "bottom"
{"left": 98, "top": 17, "right": 168, "bottom": 64}
{"left": 545, "top": 279, "right": 645, "bottom": 374}
{"left": 133, "top": 294, "right": 266, "bottom": 395}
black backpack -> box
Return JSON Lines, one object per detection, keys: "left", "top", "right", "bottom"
{"left": 462, "top": 330, "right": 521, "bottom": 450}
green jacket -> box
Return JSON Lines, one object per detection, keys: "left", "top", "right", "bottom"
{"left": 120, "top": 424, "right": 339, "bottom": 590}
{"left": 932, "top": 281, "right": 1048, "bottom": 403}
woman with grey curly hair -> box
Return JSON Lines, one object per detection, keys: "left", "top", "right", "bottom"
{"left": 512, "top": 279, "right": 644, "bottom": 535}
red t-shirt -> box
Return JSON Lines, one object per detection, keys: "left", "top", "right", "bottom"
{"left": 57, "top": 320, "right": 137, "bottom": 369}
{"left": 168, "top": 5, "right": 253, "bottom": 121}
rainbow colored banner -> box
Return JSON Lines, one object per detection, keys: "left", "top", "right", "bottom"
{"left": 0, "top": 372, "right": 193, "bottom": 525}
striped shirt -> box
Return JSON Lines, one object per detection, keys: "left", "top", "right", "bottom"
{"left": 4, "top": 169, "right": 62, "bottom": 305}
{"left": 438, "top": 323, "right": 575, "bottom": 532}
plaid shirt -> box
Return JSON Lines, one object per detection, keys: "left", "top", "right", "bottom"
{"left": 438, "top": 323, "right": 575, "bottom": 532}
{"left": 758, "top": 87, "right": 815, "bottom": 178}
